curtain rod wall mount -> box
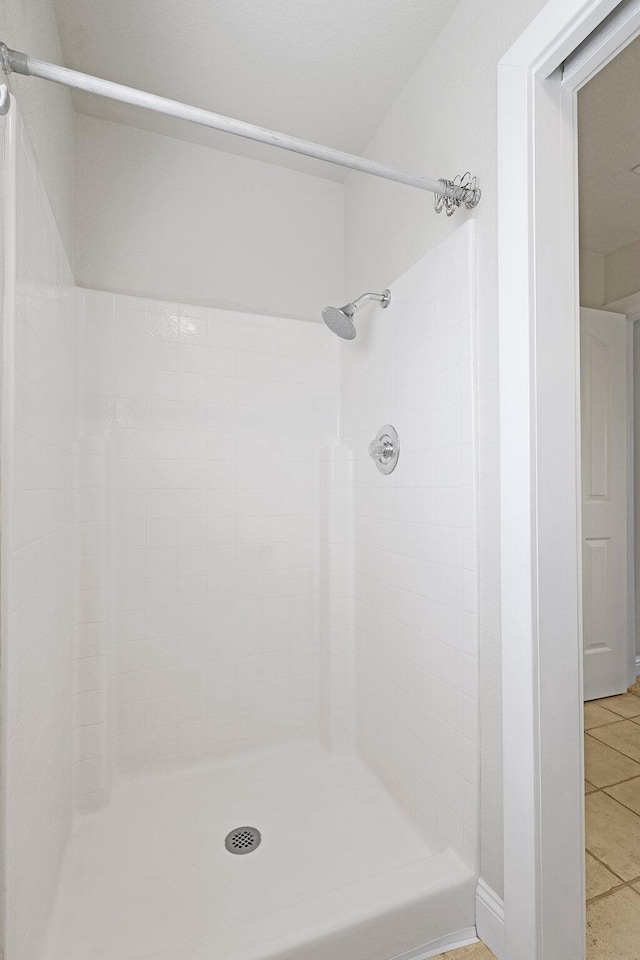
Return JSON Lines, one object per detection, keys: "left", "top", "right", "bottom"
{"left": 0, "top": 42, "right": 481, "bottom": 215}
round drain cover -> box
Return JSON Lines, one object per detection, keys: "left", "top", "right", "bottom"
{"left": 224, "top": 826, "right": 261, "bottom": 855}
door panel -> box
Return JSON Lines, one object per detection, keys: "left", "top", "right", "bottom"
{"left": 581, "top": 307, "right": 630, "bottom": 700}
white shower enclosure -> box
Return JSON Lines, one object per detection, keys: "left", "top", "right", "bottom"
{"left": 1, "top": 102, "right": 479, "bottom": 960}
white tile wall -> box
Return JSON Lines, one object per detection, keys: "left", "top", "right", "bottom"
{"left": 340, "top": 222, "right": 478, "bottom": 868}
{"left": 318, "top": 444, "right": 356, "bottom": 751}
{"left": 79, "top": 291, "right": 339, "bottom": 770}
{"left": 72, "top": 435, "right": 111, "bottom": 809}
{"left": 3, "top": 110, "right": 76, "bottom": 960}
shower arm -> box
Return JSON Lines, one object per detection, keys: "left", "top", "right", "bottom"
{"left": 0, "top": 43, "right": 481, "bottom": 216}
{"left": 351, "top": 291, "right": 391, "bottom": 310}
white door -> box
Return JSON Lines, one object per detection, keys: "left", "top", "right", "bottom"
{"left": 581, "top": 307, "right": 631, "bottom": 700}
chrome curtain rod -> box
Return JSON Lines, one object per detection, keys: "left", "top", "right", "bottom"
{"left": 0, "top": 42, "right": 480, "bottom": 215}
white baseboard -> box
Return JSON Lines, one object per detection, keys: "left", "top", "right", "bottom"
{"left": 390, "top": 927, "right": 478, "bottom": 960}
{"left": 476, "top": 878, "right": 504, "bottom": 960}
{"left": 635, "top": 654, "right": 640, "bottom": 674}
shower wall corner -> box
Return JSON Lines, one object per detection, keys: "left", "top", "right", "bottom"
{"left": 318, "top": 442, "right": 355, "bottom": 753}
{"left": 1, "top": 100, "right": 77, "bottom": 960}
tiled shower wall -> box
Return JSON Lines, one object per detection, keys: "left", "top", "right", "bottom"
{"left": 79, "top": 291, "right": 338, "bottom": 769}
{"left": 318, "top": 444, "right": 355, "bottom": 752}
{"left": 72, "top": 435, "right": 112, "bottom": 809}
{"left": 340, "top": 222, "right": 478, "bottom": 868}
{"left": 3, "top": 111, "right": 76, "bottom": 960}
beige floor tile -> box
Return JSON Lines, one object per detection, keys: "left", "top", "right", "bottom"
{"left": 589, "top": 721, "right": 640, "bottom": 763}
{"left": 586, "top": 781, "right": 597, "bottom": 794}
{"left": 594, "top": 693, "right": 640, "bottom": 719}
{"left": 605, "top": 776, "right": 640, "bottom": 816}
{"left": 633, "top": 882, "right": 640, "bottom": 894}
{"left": 433, "top": 943, "right": 496, "bottom": 960}
{"left": 585, "top": 852, "right": 621, "bottom": 900}
{"left": 585, "top": 703, "right": 620, "bottom": 730}
{"left": 585, "top": 735, "right": 640, "bottom": 787}
{"left": 586, "top": 793, "right": 640, "bottom": 880}
{"left": 586, "top": 887, "right": 640, "bottom": 959}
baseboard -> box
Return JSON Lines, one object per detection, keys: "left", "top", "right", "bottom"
{"left": 475, "top": 878, "right": 504, "bottom": 959}
{"left": 390, "top": 927, "right": 478, "bottom": 960}
{"left": 635, "top": 654, "right": 640, "bottom": 674}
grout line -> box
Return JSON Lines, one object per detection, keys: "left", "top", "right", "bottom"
{"left": 584, "top": 716, "right": 628, "bottom": 730}
{"left": 585, "top": 730, "right": 640, "bottom": 767}
{"left": 584, "top": 703, "right": 628, "bottom": 729}
{"left": 601, "top": 786, "right": 640, "bottom": 820}
{"left": 589, "top": 706, "right": 640, "bottom": 720}
{"left": 584, "top": 849, "right": 640, "bottom": 905}
{"left": 585, "top": 848, "right": 626, "bottom": 884}
{"left": 586, "top": 772, "right": 640, "bottom": 792}
{"left": 587, "top": 878, "right": 640, "bottom": 906}
{"left": 589, "top": 716, "right": 640, "bottom": 730}
{"left": 586, "top": 782, "right": 640, "bottom": 822}
{"left": 587, "top": 880, "right": 628, "bottom": 905}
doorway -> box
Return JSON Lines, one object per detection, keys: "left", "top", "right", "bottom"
{"left": 577, "top": 34, "right": 640, "bottom": 954}
{"left": 579, "top": 35, "right": 640, "bottom": 702}
{"left": 578, "top": 39, "right": 640, "bottom": 960}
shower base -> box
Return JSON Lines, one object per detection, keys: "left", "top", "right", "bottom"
{"left": 42, "top": 743, "right": 476, "bottom": 960}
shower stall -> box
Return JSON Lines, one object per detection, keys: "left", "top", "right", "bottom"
{"left": 1, "top": 53, "right": 479, "bottom": 960}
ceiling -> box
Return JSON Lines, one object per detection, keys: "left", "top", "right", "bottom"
{"left": 578, "top": 33, "right": 640, "bottom": 256}
{"left": 52, "top": 0, "right": 462, "bottom": 182}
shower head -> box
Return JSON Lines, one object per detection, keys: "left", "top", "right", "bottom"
{"left": 322, "top": 303, "right": 357, "bottom": 340}
{"left": 322, "top": 289, "right": 390, "bottom": 340}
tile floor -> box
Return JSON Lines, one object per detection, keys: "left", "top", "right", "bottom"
{"left": 585, "top": 685, "right": 640, "bottom": 958}
{"left": 434, "top": 942, "right": 496, "bottom": 959}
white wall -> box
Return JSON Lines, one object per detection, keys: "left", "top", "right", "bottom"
{"left": 605, "top": 239, "right": 640, "bottom": 305}
{"left": 343, "top": 0, "right": 549, "bottom": 898}
{"left": 72, "top": 434, "right": 112, "bottom": 810}
{"left": 580, "top": 249, "right": 605, "bottom": 309}
{"left": 0, "top": 0, "right": 74, "bottom": 256}
{"left": 4, "top": 108, "right": 76, "bottom": 960}
{"left": 342, "top": 222, "right": 478, "bottom": 869}
{"left": 318, "top": 445, "right": 355, "bottom": 753}
{"left": 580, "top": 242, "right": 640, "bottom": 311}
{"left": 73, "top": 115, "right": 344, "bottom": 323}
{"left": 79, "top": 289, "right": 338, "bottom": 770}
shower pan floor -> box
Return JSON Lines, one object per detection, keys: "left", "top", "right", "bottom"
{"left": 42, "top": 743, "right": 475, "bottom": 960}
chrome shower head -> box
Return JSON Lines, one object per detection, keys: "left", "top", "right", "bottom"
{"left": 322, "top": 303, "right": 356, "bottom": 340}
{"left": 322, "top": 289, "right": 390, "bottom": 340}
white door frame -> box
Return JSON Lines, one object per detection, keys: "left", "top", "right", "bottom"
{"left": 498, "top": 1, "right": 640, "bottom": 958}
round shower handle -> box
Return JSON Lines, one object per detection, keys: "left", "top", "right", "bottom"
{"left": 368, "top": 437, "right": 395, "bottom": 460}
{"left": 368, "top": 425, "right": 400, "bottom": 475}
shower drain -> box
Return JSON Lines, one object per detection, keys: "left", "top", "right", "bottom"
{"left": 224, "top": 826, "right": 261, "bottom": 855}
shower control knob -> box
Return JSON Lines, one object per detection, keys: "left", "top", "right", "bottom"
{"left": 368, "top": 437, "right": 395, "bottom": 460}
{"left": 368, "top": 425, "right": 399, "bottom": 475}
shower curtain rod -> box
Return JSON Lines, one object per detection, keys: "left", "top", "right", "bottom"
{"left": 0, "top": 42, "right": 480, "bottom": 215}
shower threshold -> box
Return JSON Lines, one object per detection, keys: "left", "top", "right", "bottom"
{"left": 42, "top": 742, "right": 475, "bottom": 960}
